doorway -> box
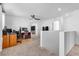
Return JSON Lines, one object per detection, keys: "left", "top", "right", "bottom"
{"left": 31, "top": 26, "right": 36, "bottom": 34}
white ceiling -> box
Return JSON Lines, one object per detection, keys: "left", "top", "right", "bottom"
{"left": 3, "top": 3, "right": 79, "bottom": 19}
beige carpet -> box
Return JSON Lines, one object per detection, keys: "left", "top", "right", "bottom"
{"left": 67, "top": 45, "right": 79, "bottom": 56}
{"left": 0, "top": 36, "right": 55, "bottom": 56}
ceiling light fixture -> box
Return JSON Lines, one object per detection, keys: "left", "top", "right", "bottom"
{"left": 30, "top": 14, "right": 40, "bottom": 20}
{"left": 57, "top": 8, "right": 62, "bottom": 12}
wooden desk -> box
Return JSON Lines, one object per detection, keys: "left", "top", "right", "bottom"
{"left": 3, "top": 33, "right": 17, "bottom": 48}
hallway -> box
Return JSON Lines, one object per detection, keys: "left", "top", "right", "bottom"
{"left": 0, "top": 36, "right": 55, "bottom": 56}
{"left": 67, "top": 45, "right": 79, "bottom": 56}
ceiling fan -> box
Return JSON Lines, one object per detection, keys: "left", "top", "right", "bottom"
{"left": 0, "top": 3, "right": 6, "bottom": 13}
{"left": 30, "top": 14, "right": 40, "bottom": 20}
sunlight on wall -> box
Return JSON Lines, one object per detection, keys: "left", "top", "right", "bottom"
{"left": 2, "top": 13, "right": 5, "bottom": 29}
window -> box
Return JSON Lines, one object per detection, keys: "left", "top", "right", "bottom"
{"left": 53, "top": 21, "right": 60, "bottom": 30}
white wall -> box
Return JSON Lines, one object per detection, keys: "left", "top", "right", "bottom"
{"left": 30, "top": 20, "right": 40, "bottom": 36}
{"left": 64, "top": 31, "right": 76, "bottom": 55}
{"left": 59, "top": 31, "right": 65, "bottom": 56}
{"left": 5, "top": 15, "right": 43, "bottom": 36}
{"left": 5, "top": 15, "right": 41, "bottom": 38}
{"left": 5, "top": 15, "right": 31, "bottom": 31}
{"left": 40, "top": 19, "right": 54, "bottom": 31}
{"left": 59, "top": 31, "right": 76, "bottom": 56}
{"left": 5, "top": 15, "right": 56, "bottom": 36}
{"left": 41, "top": 31, "right": 59, "bottom": 56}
{"left": 64, "top": 10, "right": 79, "bottom": 44}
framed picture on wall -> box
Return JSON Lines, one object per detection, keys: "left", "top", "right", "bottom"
{"left": 42, "top": 26, "right": 49, "bottom": 31}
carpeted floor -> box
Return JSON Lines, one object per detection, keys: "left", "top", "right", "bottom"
{"left": 67, "top": 45, "right": 79, "bottom": 56}
{"left": 0, "top": 35, "right": 55, "bottom": 56}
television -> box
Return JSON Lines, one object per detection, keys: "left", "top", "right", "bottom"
{"left": 22, "top": 28, "right": 28, "bottom": 32}
{"left": 31, "top": 26, "right": 35, "bottom": 31}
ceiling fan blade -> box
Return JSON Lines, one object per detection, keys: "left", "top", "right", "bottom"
{"left": 0, "top": 3, "right": 5, "bottom": 13}
{"left": 34, "top": 18, "right": 40, "bottom": 20}
{"left": 31, "top": 14, "right": 35, "bottom": 18}
{"left": 30, "top": 14, "right": 40, "bottom": 20}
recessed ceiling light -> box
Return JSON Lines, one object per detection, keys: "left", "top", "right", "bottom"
{"left": 57, "top": 8, "right": 62, "bottom": 11}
